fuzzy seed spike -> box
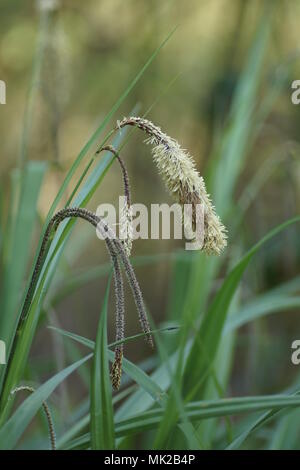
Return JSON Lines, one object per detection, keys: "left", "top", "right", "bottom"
{"left": 117, "top": 116, "right": 227, "bottom": 255}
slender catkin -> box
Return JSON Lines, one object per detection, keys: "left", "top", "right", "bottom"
{"left": 98, "top": 218, "right": 153, "bottom": 348}
{"left": 117, "top": 116, "right": 227, "bottom": 255}
{"left": 112, "top": 237, "right": 153, "bottom": 348}
{"left": 108, "top": 244, "right": 125, "bottom": 390}
{"left": 10, "top": 386, "right": 56, "bottom": 450}
{"left": 12, "top": 207, "right": 152, "bottom": 390}
{"left": 98, "top": 145, "right": 133, "bottom": 256}
{"left": 97, "top": 223, "right": 125, "bottom": 390}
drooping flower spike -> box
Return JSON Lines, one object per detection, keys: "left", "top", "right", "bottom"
{"left": 10, "top": 386, "right": 56, "bottom": 450}
{"left": 116, "top": 117, "right": 227, "bottom": 255}
{"left": 12, "top": 208, "right": 152, "bottom": 391}
{"left": 98, "top": 145, "right": 133, "bottom": 257}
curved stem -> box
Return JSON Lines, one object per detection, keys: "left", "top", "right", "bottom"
{"left": 9, "top": 207, "right": 152, "bottom": 392}
{"left": 10, "top": 386, "right": 56, "bottom": 450}
{"left": 98, "top": 145, "right": 131, "bottom": 206}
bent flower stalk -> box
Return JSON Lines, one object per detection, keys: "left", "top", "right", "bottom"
{"left": 10, "top": 208, "right": 151, "bottom": 393}
{"left": 11, "top": 117, "right": 227, "bottom": 398}
{"left": 97, "top": 145, "right": 133, "bottom": 257}
{"left": 117, "top": 116, "right": 227, "bottom": 255}
{"left": 10, "top": 386, "right": 56, "bottom": 450}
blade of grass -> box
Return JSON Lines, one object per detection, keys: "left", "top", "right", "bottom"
{"left": 48, "top": 324, "right": 179, "bottom": 350}
{"left": 225, "top": 294, "right": 300, "bottom": 333}
{"left": 212, "top": 3, "right": 274, "bottom": 214}
{"left": 0, "top": 354, "right": 92, "bottom": 450}
{"left": 115, "top": 215, "right": 300, "bottom": 424}
{"left": 50, "top": 325, "right": 169, "bottom": 405}
{"left": 115, "top": 342, "right": 192, "bottom": 423}
{"left": 226, "top": 376, "right": 300, "bottom": 450}
{"left": 182, "top": 2, "right": 275, "bottom": 330}
{"left": 0, "top": 28, "right": 177, "bottom": 410}
{"left": 117, "top": 395, "right": 300, "bottom": 438}
{"left": 90, "top": 277, "right": 114, "bottom": 450}
{"left": 0, "top": 137, "right": 126, "bottom": 415}
{"left": 0, "top": 162, "right": 47, "bottom": 365}
{"left": 18, "top": 7, "right": 49, "bottom": 173}
{"left": 64, "top": 394, "right": 300, "bottom": 448}
{"left": 150, "top": 314, "right": 201, "bottom": 450}
{"left": 2, "top": 4, "right": 50, "bottom": 365}
{"left": 1, "top": 170, "right": 19, "bottom": 270}
{"left": 46, "top": 26, "right": 178, "bottom": 221}
{"left": 183, "top": 216, "right": 300, "bottom": 398}
{"left": 57, "top": 386, "right": 137, "bottom": 450}
{"left": 191, "top": 10, "right": 277, "bottom": 441}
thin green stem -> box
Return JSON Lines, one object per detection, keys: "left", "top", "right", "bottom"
{"left": 10, "top": 386, "right": 56, "bottom": 450}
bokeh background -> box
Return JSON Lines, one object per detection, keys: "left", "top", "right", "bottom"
{"left": 0, "top": 0, "right": 300, "bottom": 449}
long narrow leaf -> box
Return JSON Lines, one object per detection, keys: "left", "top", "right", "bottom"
{"left": 183, "top": 216, "right": 300, "bottom": 396}
{"left": 90, "top": 278, "right": 114, "bottom": 450}
{"left": 50, "top": 326, "right": 167, "bottom": 405}
{"left": 0, "top": 354, "right": 92, "bottom": 450}
{"left": 65, "top": 394, "right": 300, "bottom": 448}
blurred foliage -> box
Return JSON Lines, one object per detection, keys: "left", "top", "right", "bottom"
{"left": 0, "top": 0, "right": 300, "bottom": 450}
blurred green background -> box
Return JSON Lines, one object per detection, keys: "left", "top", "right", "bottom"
{"left": 0, "top": 0, "right": 300, "bottom": 449}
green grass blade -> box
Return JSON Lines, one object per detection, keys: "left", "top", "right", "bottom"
{"left": 18, "top": 9, "right": 49, "bottom": 173}
{"left": 268, "top": 411, "right": 300, "bottom": 450}
{"left": 0, "top": 142, "right": 123, "bottom": 412}
{"left": 152, "top": 319, "right": 199, "bottom": 450}
{"left": 211, "top": 3, "right": 274, "bottom": 213}
{"left": 46, "top": 27, "right": 177, "bottom": 221}
{"left": 48, "top": 324, "right": 178, "bottom": 350}
{"left": 64, "top": 394, "right": 300, "bottom": 447}
{"left": 116, "top": 395, "right": 300, "bottom": 438}
{"left": 183, "top": 216, "right": 300, "bottom": 397}
{"left": 49, "top": 327, "right": 95, "bottom": 349}
{"left": 50, "top": 325, "right": 168, "bottom": 404}
{"left": 225, "top": 294, "right": 300, "bottom": 333}
{"left": 0, "top": 162, "right": 47, "bottom": 355}
{"left": 226, "top": 379, "right": 300, "bottom": 450}
{"left": 182, "top": 3, "right": 275, "bottom": 329}
{"left": 226, "top": 406, "right": 289, "bottom": 450}
{"left": 0, "top": 27, "right": 177, "bottom": 407}
{"left": 115, "top": 344, "right": 192, "bottom": 423}
{"left": 224, "top": 276, "right": 300, "bottom": 333}
{"left": 1, "top": 171, "right": 19, "bottom": 270}
{"left": 90, "top": 277, "right": 114, "bottom": 450}
{"left": 57, "top": 387, "right": 136, "bottom": 450}
{"left": 0, "top": 354, "right": 92, "bottom": 450}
